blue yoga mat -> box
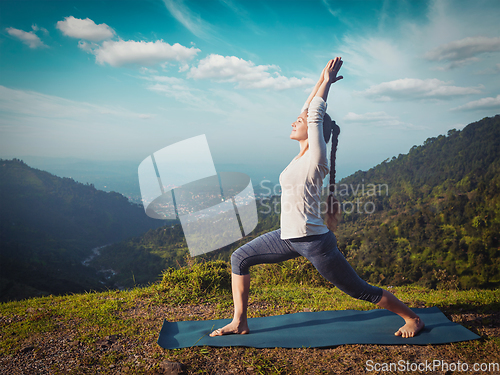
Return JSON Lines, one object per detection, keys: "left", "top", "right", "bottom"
{"left": 157, "top": 307, "right": 480, "bottom": 349}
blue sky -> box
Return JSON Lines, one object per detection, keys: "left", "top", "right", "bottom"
{"left": 1, "top": 0, "right": 500, "bottom": 184}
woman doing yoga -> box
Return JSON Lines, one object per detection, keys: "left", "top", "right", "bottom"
{"left": 210, "top": 57, "right": 425, "bottom": 339}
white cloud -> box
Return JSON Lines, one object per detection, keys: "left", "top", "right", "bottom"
{"left": 188, "top": 54, "right": 314, "bottom": 90}
{"left": 151, "top": 76, "right": 185, "bottom": 84}
{"left": 56, "top": 16, "right": 115, "bottom": 41}
{"left": 189, "top": 54, "right": 269, "bottom": 80}
{"left": 321, "top": 0, "right": 355, "bottom": 29}
{"left": 148, "top": 82, "right": 198, "bottom": 104}
{"left": 433, "top": 57, "right": 481, "bottom": 71}
{"left": 0, "top": 85, "right": 155, "bottom": 159}
{"left": 337, "top": 34, "right": 410, "bottom": 80}
{"left": 451, "top": 94, "right": 500, "bottom": 111}
{"left": 425, "top": 36, "right": 500, "bottom": 70}
{"left": 137, "top": 74, "right": 185, "bottom": 85}
{"left": 147, "top": 82, "right": 223, "bottom": 114}
{"left": 31, "top": 24, "right": 48, "bottom": 34}
{"left": 77, "top": 40, "right": 95, "bottom": 53}
{"left": 344, "top": 111, "right": 395, "bottom": 122}
{"left": 0, "top": 85, "right": 151, "bottom": 120}
{"left": 476, "top": 63, "right": 500, "bottom": 75}
{"left": 362, "top": 78, "right": 482, "bottom": 101}
{"left": 162, "top": 0, "right": 215, "bottom": 40}
{"left": 135, "top": 73, "right": 212, "bottom": 109}
{"left": 5, "top": 27, "right": 47, "bottom": 49}
{"left": 343, "top": 111, "right": 413, "bottom": 128}
{"left": 178, "top": 62, "right": 190, "bottom": 72}
{"left": 81, "top": 39, "right": 200, "bottom": 67}
{"left": 57, "top": 15, "right": 200, "bottom": 69}
{"left": 139, "top": 67, "right": 158, "bottom": 74}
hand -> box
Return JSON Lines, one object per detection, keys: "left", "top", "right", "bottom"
{"left": 323, "top": 57, "right": 343, "bottom": 84}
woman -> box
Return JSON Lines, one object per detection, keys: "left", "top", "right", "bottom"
{"left": 210, "top": 58, "right": 424, "bottom": 339}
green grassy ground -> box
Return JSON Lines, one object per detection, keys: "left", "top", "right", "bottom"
{"left": 1, "top": 260, "right": 499, "bottom": 374}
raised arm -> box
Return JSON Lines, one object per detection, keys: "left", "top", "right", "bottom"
{"left": 302, "top": 65, "right": 328, "bottom": 111}
{"left": 316, "top": 57, "right": 343, "bottom": 102}
{"left": 306, "top": 58, "right": 343, "bottom": 169}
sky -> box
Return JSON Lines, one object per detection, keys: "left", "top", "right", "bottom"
{"left": 1, "top": 0, "right": 500, "bottom": 186}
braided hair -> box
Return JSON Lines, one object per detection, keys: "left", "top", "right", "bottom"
{"left": 322, "top": 114, "right": 341, "bottom": 232}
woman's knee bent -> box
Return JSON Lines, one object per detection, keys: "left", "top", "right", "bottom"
{"left": 231, "top": 250, "right": 249, "bottom": 276}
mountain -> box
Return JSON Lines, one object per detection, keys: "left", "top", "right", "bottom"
{"left": 2, "top": 115, "right": 499, "bottom": 300}
{"left": 334, "top": 115, "right": 500, "bottom": 289}
{"left": 0, "top": 159, "right": 169, "bottom": 301}
{"left": 16, "top": 156, "right": 144, "bottom": 203}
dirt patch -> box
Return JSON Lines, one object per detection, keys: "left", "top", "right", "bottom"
{"left": 1, "top": 301, "right": 498, "bottom": 374}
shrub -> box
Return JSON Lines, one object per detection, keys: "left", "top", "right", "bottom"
{"left": 160, "top": 260, "right": 231, "bottom": 303}
{"left": 251, "top": 257, "right": 332, "bottom": 288}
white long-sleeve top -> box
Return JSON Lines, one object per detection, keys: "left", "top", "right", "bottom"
{"left": 279, "top": 96, "right": 330, "bottom": 239}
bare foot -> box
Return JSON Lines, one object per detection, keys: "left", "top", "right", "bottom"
{"left": 209, "top": 320, "right": 250, "bottom": 337}
{"left": 395, "top": 317, "right": 425, "bottom": 338}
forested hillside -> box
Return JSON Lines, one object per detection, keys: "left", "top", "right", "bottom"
{"left": 0, "top": 159, "right": 167, "bottom": 301}
{"left": 335, "top": 115, "right": 500, "bottom": 289}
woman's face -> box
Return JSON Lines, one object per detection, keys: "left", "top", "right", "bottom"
{"left": 290, "top": 111, "right": 308, "bottom": 141}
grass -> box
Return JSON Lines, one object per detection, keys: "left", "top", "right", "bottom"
{"left": 1, "top": 259, "right": 499, "bottom": 374}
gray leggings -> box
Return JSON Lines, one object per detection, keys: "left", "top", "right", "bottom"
{"left": 231, "top": 229, "right": 383, "bottom": 304}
